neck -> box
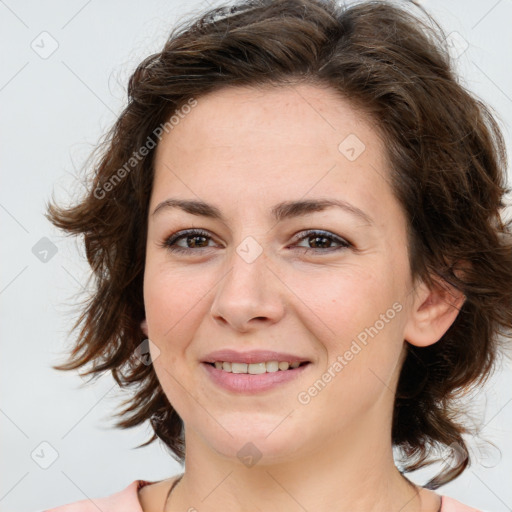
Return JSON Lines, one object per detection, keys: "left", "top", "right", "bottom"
{"left": 165, "top": 421, "right": 427, "bottom": 512}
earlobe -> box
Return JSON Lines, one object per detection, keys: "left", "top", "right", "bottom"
{"left": 141, "top": 318, "right": 148, "bottom": 336}
{"left": 403, "top": 276, "right": 466, "bottom": 348}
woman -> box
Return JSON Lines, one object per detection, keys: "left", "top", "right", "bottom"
{"left": 43, "top": 0, "right": 512, "bottom": 510}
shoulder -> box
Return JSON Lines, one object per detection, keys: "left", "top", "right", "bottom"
{"left": 137, "top": 474, "right": 183, "bottom": 511}
{"left": 441, "top": 494, "right": 485, "bottom": 512}
{"left": 43, "top": 479, "right": 150, "bottom": 512}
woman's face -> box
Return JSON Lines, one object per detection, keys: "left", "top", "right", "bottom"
{"left": 143, "top": 83, "right": 418, "bottom": 463}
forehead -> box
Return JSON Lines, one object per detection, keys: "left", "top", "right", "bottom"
{"left": 156, "top": 83, "right": 379, "bottom": 157}
{"left": 151, "top": 83, "right": 397, "bottom": 227}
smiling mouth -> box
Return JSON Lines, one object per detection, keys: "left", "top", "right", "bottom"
{"left": 205, "top": 361, "right": 310, "bottom": 374}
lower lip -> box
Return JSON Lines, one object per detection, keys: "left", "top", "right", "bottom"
{"left": 201, "top": 362, "right": 310, "bottom": 393}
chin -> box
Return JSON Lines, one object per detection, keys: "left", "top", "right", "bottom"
{"left": 204, "top": 424, "right": 308, "bottom": 466}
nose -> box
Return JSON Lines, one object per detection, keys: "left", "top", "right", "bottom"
{"left": 209, "top": 245, "right": 285, "bottom": 332}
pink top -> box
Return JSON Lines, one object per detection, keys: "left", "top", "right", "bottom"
{"left": 42, "top": 479, "right": 483, "bottom": 512}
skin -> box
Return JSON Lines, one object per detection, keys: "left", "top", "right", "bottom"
{"left": 139, "top": 83, "right": 465, "bottom": 511}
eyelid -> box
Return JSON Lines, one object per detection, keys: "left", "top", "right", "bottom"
{"left": 160, "top": 227, "right": 353, "bottom": 255}
{"left": 159, "top": 228, "right": 217, "bottom": 251}
{"left": 290, "top": 229, "right": 352, "bottom": 249}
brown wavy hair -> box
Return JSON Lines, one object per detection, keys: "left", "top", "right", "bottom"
{"left": 46, "top": 0, "right": 512, "bottom": 489}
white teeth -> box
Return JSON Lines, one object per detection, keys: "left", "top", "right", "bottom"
{"left": 265, "top": 361, "right": 279, "bottom": 373}
{"left": 231, "top": 362, "right": 248, "bottom": 374}
{"left": 248, "top": 362, "right": 266, "bottom": 375}
{"left": 210, "top": 360, "right": 305, "bottom": 373}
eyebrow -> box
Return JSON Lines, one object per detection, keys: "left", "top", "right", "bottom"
{"left": 151, "top": 197, "right": 374, "bottom": 226}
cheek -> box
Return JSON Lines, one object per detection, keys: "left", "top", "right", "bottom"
{"left": 142, "top": 264, "right": 214, "bottom": 410}
{"left": 290, "top": 263, "right": 405, "bottom": 385}
{"left": 292, "top": 269, "right": 406, "bottom": 433}
{"left": 143, "top": 262, "right": 215, "bottom": 349}
{"left": 289, "top": 263, "right": 395, "bottom": 344}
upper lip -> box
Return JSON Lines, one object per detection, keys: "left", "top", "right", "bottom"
{"left": 202, "top": 349, "right": 310, "bottom": 364}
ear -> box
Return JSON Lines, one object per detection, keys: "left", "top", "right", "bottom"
{"left": 141, "top": 318, "right": 148, "bottom": 337}
{"left": 403, "top": 275, "right": 466, "bottom": 348}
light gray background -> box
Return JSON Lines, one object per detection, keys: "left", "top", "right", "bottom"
{"left": 1, "top": 1, "right": 511, "bottom": 511}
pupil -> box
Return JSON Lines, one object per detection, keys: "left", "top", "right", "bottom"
{"left": 189, "top": 236, "right": 206, "bottom": 248}
{"left": 311, "top": 236, "right": 328, "bottom": 248}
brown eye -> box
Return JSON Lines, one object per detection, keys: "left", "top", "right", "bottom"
{"left": 160, "top": 229, "right": 216, "bottom": 254}
{"left": 293, "top": 230, "right": 351, "bottom": 253}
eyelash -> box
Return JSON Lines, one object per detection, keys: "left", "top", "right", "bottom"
{"left": 159, "top": 228, "right": 352, "bottom": 255}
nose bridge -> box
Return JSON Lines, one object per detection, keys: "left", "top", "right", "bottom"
{"left": 210, "top": 236, "right": 283, "bottom": 328}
